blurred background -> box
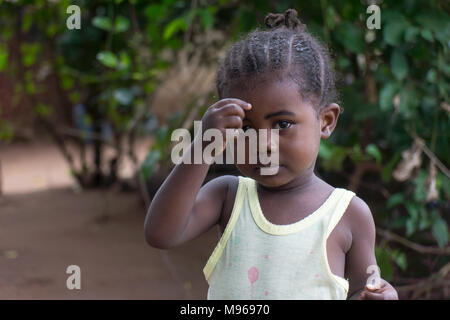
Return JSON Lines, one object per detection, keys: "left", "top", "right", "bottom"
{"left": 0, "top": 0, "right": 448, "bottom": 299}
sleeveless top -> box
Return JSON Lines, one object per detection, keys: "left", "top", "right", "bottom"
{"left": 203, "top": 176, "right": 355, "bottom": 300}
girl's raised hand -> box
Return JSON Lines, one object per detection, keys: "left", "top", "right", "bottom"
{"left": 200, "top": 98, "right": 252, "bottom": 155}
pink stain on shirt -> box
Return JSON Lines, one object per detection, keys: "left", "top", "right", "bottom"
{"left": 264, "top": 254, "right": 269, "bottom": 260}
{"left": 248, "top": 266, "right": 259, "bottom": 299}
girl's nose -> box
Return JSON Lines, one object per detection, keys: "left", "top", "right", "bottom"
{"left": 258, "top": 128, "right": 279, "bottom": 155}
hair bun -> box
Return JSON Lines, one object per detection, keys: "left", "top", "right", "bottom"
{"left": 264, "top": 8, "right": 305, "bottom": 31}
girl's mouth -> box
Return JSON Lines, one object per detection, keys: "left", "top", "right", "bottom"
{"left": 254, "top": 165, "right": 282, "bottom": 176}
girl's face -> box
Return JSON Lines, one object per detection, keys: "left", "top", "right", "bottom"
{"left": 224, "top": 77, "right": 339, "bottom": 188}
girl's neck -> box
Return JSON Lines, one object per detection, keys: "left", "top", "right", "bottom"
{"left": 256, "top": 164, "right": 319, "bottom": 195}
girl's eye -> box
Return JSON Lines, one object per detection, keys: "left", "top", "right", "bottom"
{"left": 274, "top": 120, "right": 293, "bottom": 129}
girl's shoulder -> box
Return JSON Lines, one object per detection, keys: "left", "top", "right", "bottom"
{"left": 316, "top": 179, "right": 372, "bottom": 227}
{"left": 304, "top": 178, "right": 374, "bottom": 241}
{"left": 340, "top": 193, "right": 375, "bottom": 236}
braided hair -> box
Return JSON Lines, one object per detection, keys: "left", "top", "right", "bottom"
{"left": 216, "top": 9, "right": 340, "bottom": 114}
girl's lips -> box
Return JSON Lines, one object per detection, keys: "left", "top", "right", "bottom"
{"left": 254, "top": 164, "right": 283, "bottom": 174}
{"left": 254, "top": 164, "right": 282, "bottom": 169}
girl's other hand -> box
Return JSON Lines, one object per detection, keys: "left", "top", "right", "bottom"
{"left": 359, "top": 278, "right": 399, "bottom": 300}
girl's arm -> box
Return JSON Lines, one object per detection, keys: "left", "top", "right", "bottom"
{"left": 144, "top": 160, "right": 231, "bottom": 249}
{"left": 344, "top": 196, "right": 398, "bottom": 300}
{"left": 144, "top": 98, "right": 251, "bottom": 249}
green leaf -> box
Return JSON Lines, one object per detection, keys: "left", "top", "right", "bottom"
{"left": 319, "top": 141, "right": 332, "bottom": 159}
{"left": 25, "top": 81, "right": 36, "bottom": 94}
{"left": 350, "top": 144, "right": 365, "bottom": 163}
{"left": 391, "top": 249, "right": 407, "bottom": 271}
{"left": 69, "top": 92, "right": 81, "bottom": 104}
{"left": 45, "top": 24, "right": 59, "bottom": 37}
{"left": 383, "top": 12, "right": 410, "bottom": 46}
{"left": 375, "top": 246, "right": 393, "bottom": 281}
{"left": 413, "top": 169, "right": 427, "bottom": 202}
{"left": 145, "top": 4, "right": 167, "bottom": 21}
{"left": 390, "top": 217, "right": 407, "bottom": 229}
{"left": 365, "top": 143, "right": 382, "bottom": 164}
{"left": 22, "top": 12, "right": 33, "bottom": 32}
{"left": 439, "top": 172, "right": 450, "bottom": 196}
{"left": 117, "top": 52, "right": 131, "bottom": 70}
{"left": 426, "top": 69, "right": 437, "bottom": 83}
{"left": 418, "top": 207, "right": 430, "bottom": 230}
{"left": 320, "top": 144, "right": 347, "bottom": 171}
{"left": 432, "top": 216, "right": 449, "bottom": 248}
{"left": 114, "top": 16, "right": 130, "bottom": 33}
{"left": 406, "top": 218, "right": 416, "bottom": 237}
{"left": 92, "top": 16, "right": 113, "bottom": 31}
{"left": 379, "top": 82, "right": 399, "bottom": 111}
{"left": 398, "top": 84, "right": 419, "bottom": 118}
{"left": 334, "top": 21, "right": 364, "bottom": 53}
{"left": 163, "top": 17, "right": 187, "bottom": 40}
{"left": 438, "top": 54, "right": 450, "bottom": 76}
{"left": 96, "top": 51, "right": 118, "bottom": 68}
{"left": 154, "top": 125, "right": 170, "bottom": 149}
{"left": 381, "top": 153, "right": 401, "bottom": 183}
{"left": 0, "top": 120, "right": 13, "bottom": 142}
{"left": 391, "top": 50, "right": 408, "bottom": 81}
{"left": 386, "top": 193, "right": 404, "bottom": 210}
{"left": 198, "top": 8, "right": 214, "bottom": 29}
{"left": 325, "top": 6, "right": 337, "bottom": 29}
{"left": 420, "top": 29, "right": 433, "bottom": 42}
{"left": 0, "top": 45, "right": 8, "bottom": 71}
{"left": 61, "top": 75, "right": 74, "bottom": 90}
{"left": 416, "top": 12, "right": 450, "bottom": 46}
{"left": 35, "top": 103, "right": 52, "bottom": 117}
{"left": 404, "top": 26, "right": 419, "bottom": 43}
{"left": 20, "top": 43, "right": 40, "bottom": 67}
{"left": 405, "top": 202, "right": 419, "bottom": 221}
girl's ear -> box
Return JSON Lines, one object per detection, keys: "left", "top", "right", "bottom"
{"left": 319, "top": 103, "right": 340, "bottom": 139}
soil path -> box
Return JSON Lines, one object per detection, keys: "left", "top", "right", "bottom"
{"left": 0, "top": 140, "right": 217, "bottom": 299}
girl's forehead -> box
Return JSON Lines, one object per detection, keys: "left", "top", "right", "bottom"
{"left": 225, "top": 77, "right": 307, "bottom": 110}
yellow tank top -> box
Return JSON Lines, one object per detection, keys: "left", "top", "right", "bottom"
{"left": 203, "top": 176, "right": 355, "bottom": 300}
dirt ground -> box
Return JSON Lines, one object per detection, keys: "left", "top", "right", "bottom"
{"left": 0, "top": 140, "right": 218, "bottom": 299}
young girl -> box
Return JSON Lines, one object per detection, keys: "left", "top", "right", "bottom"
{"left": 144, "top": 9, "right": 398, "bottom": 300}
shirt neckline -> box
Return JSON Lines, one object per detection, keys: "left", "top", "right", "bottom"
{"left": 246, "top": 178, "right": 342, "bottom": 235}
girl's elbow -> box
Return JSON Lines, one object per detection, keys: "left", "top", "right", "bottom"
{"left": 145, "top": 232, "right": 168, "bottom": 249}
{"left": 144, "top": 227, "right": 174, "bottom": 250}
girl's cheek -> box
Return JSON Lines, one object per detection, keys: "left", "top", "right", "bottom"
{"left": 285, "top": 136, "right": 319, "bottom": 162}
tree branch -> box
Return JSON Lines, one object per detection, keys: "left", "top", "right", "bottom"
{"left": 377, "top": 228, "right": 450, "bottom": 255}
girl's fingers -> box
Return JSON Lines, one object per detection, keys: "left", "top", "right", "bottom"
{"left": 360, "top": 291, "right": 385, "bottom": 300}
{"left": 218, "top": 103, "right": 247, "bottom": 119}
{"left": 223, "top": 115, "right": 243, "bottom": 129}
{"left": 383, "top": 291, "right": 399, "bottom": 300}
{"left": 365, "top": 281, "right": 384, "bottom": 291}
{"left": 365, "top": 277, "right": 386, "bottom": 291}
{"left": 214, "top": 98, "right": 252, "bottom": 111}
